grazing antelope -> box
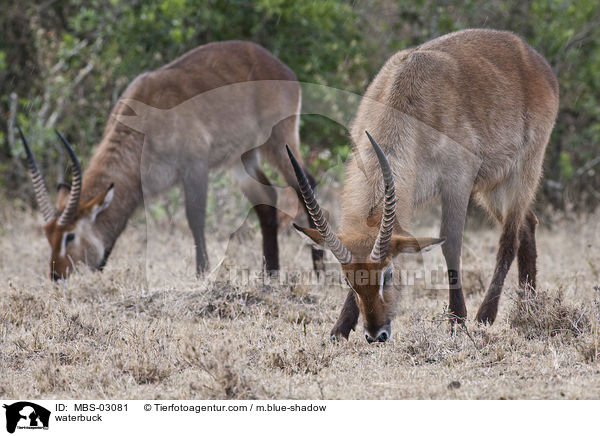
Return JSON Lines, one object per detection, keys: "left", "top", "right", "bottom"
{"left": 290, "top": 29, "right": 558, "bottom": 342}
{"left": 20, "top": 41, "right": 323, "bottom": 280}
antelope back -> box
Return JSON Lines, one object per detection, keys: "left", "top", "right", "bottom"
{"left": 344, "top": 29, "right": 558, "bottom": 232}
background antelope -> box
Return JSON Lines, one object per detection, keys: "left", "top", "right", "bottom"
{"left": 20, "top": 41, "right": 323, "bottom": 279}
{"left": 291, "top": 29, "right": 559, "bottom": 342}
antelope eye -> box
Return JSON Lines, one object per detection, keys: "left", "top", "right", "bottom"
{"left": 65, "top": 233, "right": 75, "bottom": 244}
{"left": 383, "top": 268, "right": 393, "bottom": 285}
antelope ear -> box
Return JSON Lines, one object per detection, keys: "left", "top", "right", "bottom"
{"left": 293, "top": 224, "right": 326, "bottom": 249}
{"left": 56, "top": 182, "right": 71, "bottom": 211}
{"left": 390, "top": 235, "right": 446, "bottom": 255}
{"left": 83, "top": 184, "right": 114, "bottom": 221}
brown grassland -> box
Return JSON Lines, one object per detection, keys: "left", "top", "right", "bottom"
{"left": 1, "top": 176, "right": 599, "bottom": 400}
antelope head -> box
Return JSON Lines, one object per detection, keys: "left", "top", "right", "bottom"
{"left": 18, "top": 127, "right": 114, "bottom": 280}
{"left": 288, "top": 131, "right": 444, "bottom": 343}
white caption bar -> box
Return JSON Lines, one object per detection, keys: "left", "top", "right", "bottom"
{"left": 0, "top": 400, "right": 596, "bottom": 435}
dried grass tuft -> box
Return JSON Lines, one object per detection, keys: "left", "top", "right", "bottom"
{"left": 182, "top": 343, "right": 260, "bottom": 399}
{"left": 508, "top": 287, "right": 591, "bottom": 340}
{"left": 267, "top": 344, "right": 341, "bottom": 375}
{"left": 401, "top": 313, "right": 466, "bottom": 364}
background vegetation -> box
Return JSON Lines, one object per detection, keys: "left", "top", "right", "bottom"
{"left": 1, "top": 0, "right": 599, "bottom": 210}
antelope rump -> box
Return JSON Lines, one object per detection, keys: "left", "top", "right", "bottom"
{"left": 290, "top": 29, "right": 559, "bottom": 342}
{"left": 19, "top": 41, "right": 324, "bottom": 280}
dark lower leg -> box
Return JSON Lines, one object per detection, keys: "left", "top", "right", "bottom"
{"left": 253, "top": 203, "right": 279, "bottom": 273}
{"left": 184, "top": 176, "right": 209, "bottom": 275}
{"left": 476, "top": 221, "right": 520, "bottom": 324}
{"left": 444, "top": 243, "right": 467, "bottom": 322}
{"left": 190, "top": 226, "right": 208, "bottom": 275}
{"left": 440, "top": 192, "right": 469, "bottom": 322}
{"left": 518, "top": 210, "right": 538, "bottom": 290}
{"left": 248, "top": 168, "right": 280, "bottom": 274}
{"left": 449, "top": 279, "right": 467, "bottom": 321}
{"left": 330, "top": 290, "right": 360, "bottom": 340}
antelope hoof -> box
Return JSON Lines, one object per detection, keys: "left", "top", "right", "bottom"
{"left": 475, "top": 304, "right": 497, "bottom": 325}
{"left": 265, "top": 269, "right": 279, "bottom": 278}
{"left": 448, "top": 304, "right": 467, "bottom": 325}
{"left": 312, "top": 250, "right": 325, "bottom": 272}
{"left": 329, "top": 327, "right": 351, "bottom": 342}
{"left": 448, "top": 311, "right": 467, "bottom": 325}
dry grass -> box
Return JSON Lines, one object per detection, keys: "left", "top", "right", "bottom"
{"left": 1, "top": 187, "right": 600, "bottom": 399}
{"left": 508, "top": 287, "right": 592, "bottom": 339}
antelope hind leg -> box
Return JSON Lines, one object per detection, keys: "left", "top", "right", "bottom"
{"left": 183, "top": 162, "right": 210, "bottom": 275}
{"left": 517, "top": 209, "right": 538, "bottom": 290}
{"left": 476, "top": 214, "right": 521, "bottom": 324}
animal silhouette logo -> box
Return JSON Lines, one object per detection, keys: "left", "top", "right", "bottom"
{"left": 2, "top": 402, "right": 50, "bottom": 433}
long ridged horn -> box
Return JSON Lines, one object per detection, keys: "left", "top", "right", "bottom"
{"left": 17, "top": 126, "right": 56, "bottom": 222}
{"left": 366, "top": 131, "right": 396, "bottom": 262}
{"left": 286, "top": 145, "right": 353, "bottom": 264}
{"left": 55, "top": 130, "right": 82, "bottom": 227}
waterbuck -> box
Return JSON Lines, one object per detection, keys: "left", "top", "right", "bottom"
{"left": 20, "top": 41, "right": 323, "bottom": 280}
{"left": 289, "top": 29, "right": 559, "bottom": 342}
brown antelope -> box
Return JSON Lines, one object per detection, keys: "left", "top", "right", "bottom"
{"left": 290, "top": 29, "right": 559, "bottom": 342}
{"left": 20, "top": 41, "right": 323, "bottom": 280}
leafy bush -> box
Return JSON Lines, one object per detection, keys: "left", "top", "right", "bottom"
{"left": 1, "top": 0, "right": 599, "bottom": 210}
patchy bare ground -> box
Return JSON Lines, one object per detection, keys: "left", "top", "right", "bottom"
{"left": 1, "top": 186, "right": 599, "bottom": 399}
